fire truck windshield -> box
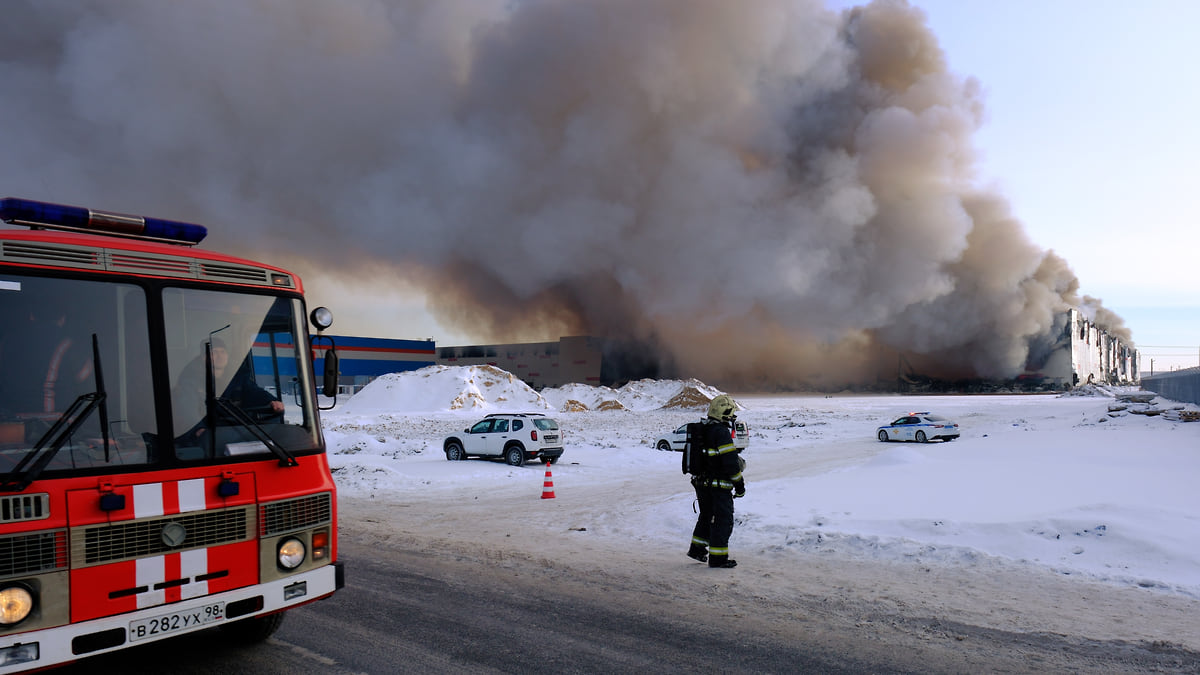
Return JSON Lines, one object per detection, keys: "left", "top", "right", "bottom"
{"left": 164, "top": 288, "right": 320, "bottom": 463}
{"left": 0, "top": 274, "right": 323, "bottom": 487}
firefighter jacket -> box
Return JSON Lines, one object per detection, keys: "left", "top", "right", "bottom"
{"left": 692, "top": 419, "right": 745, "bottom": 492}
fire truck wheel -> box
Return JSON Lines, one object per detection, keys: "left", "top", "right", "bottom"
{"left": 221, "top": 611, "right": 285, "bottom": 643}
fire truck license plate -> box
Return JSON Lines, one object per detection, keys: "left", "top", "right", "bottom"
{"left": 129, "top": 602, "right": 225, "bottom": 641}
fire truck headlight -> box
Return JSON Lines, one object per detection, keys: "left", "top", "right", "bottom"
{"left": 0, "top": 585, "right": 34, "bottom": 626}
{"left": 277, "top": 538, "right": 306, "bottom": 570}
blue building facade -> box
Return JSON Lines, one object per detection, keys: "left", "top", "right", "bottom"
{"left": 311, "top": 335, "right": 436, "bottom": 394}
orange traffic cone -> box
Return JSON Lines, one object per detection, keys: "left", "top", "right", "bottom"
{"left": 541, "top": 461, "right": 556, "bottom": 499}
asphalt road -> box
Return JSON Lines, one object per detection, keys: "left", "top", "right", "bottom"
{"left": 55, "top": 546, "right": 879, "bottom": 674}
{"left": 54, "top": 531, "right": 1200, "bottom": 675}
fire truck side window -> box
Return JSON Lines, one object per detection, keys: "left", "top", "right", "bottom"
{"left": 0, "top": 275, "right": 155, "bottom": 470}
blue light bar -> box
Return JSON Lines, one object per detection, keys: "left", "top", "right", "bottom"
{"left": 0, "top": 197, "right": 207, "bottom": 245}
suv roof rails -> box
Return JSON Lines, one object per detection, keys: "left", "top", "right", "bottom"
{"left": 484, "top": 412, "right": 547, "bottom": 418}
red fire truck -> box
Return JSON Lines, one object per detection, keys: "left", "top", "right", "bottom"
{"left": 0, "top": 197, "right": 344, "bottom": 672}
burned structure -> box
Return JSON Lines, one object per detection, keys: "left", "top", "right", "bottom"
{"left": 1022, "top": 309, "right": 1140, "bottom": 389}
{"left": 435, "top": 308, "right": 1139, "bottom": 393}
{"left": 436, "top": 336, "right": 665, "bottom": 390}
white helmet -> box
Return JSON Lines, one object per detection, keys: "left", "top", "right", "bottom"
{"left": 707, "top": 394, "right": 736, "bottom": 423}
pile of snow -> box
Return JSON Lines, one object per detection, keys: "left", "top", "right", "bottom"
{"left": 321, "top": 365, "right": 1200, "bottom": 598}
{"left": 336, "top": 365, "right": 552, "bottom": 414}
{"left": 339, "top": 365, "right": 726, "bottom": 414}
{"left": 538, "top": 377, "right": 725, "bottom": 412}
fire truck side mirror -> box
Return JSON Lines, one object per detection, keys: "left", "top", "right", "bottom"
{"left": 322, "top": 347, "right": 339, "bottom": 398}
{"left": 309, "top": 307, "right": 337, "bottom": 400}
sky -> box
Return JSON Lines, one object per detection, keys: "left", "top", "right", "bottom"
{"left": 322, "top": 364, "right": 1200, "bottom": 598}
{"left": 2, "top": 0, "right": 1196, "bottom": 376}
{"left": 838, "top": 0, "right": 1200, "bottom": 371}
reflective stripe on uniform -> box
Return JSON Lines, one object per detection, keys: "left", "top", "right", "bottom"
{"left": 698, "top": 477, "right": 735, "bottom": 490}
{"left": 705, "top": 442, "right": 737, "bottom": 457}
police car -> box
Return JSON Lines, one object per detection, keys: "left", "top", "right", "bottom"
{"left": 876, "top": 412, "right": 960, "bottom": 443}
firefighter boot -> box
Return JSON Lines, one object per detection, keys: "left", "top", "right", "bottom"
{"left": 687, "top": 543, "right": 708, "bottom": 563}
{"left": 708, "top": 555, "right": 738, "bottom": 569}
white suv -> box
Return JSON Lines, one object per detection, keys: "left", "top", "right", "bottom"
{"left": 443, "top": 413, "right": 564, "bottom": 466}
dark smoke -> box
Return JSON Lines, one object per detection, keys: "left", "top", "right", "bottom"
{"left": 0, "top": 0, "right": 1131, "bottom": 387}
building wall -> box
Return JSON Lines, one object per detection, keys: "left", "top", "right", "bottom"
{"left": 1141, "top": 368, "right": 1200, "bottom": 406}
{"left": 1068, "top": 309, "right": 1140, "bottom": 385}
{"left": 311, "top": 335, "right": 436, "bottom": 394}
{"left": 436, "top": 335, "right": 603, "bottom": 389}
{"left": 326, "top": 306, "right": 1140, "bottom": 394}
{"left": 1025, "top": 309, "right": 1139, "bottom": 387}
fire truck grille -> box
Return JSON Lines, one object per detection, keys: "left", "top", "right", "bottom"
{"left": 0, "top": 240, "right": 294, "bottom": 287}
{"left": 199, "top": 261, "right": 275, "bottom": 284}
{"left": 0, "top": 241, "right": 100, "bottom": 268}
{"left": 108, "top": 251, "right": 195, "bottom": 276}
{"left": 260, "top": 493, "right": 332, "bottom": 536}
{"left": 0, "top": 530, "right": 68, "bottom": 579}
{"left": 0, "top": 493, "right": 50, "bottom": 523}
{"left": 76, "top": 507, "right": 253, "bottom": 566}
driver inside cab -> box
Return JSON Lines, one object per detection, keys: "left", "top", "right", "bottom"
{"left": 173, "top": 337, "right": 283, "bottom": 449}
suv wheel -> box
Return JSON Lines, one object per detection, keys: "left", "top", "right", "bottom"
{"left": 504, "top": 445, "right": 525, "bottom": 467}
{"left": 445, "top": 442, "right": 465, "bottom": 461}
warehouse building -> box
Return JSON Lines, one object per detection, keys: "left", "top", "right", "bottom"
{"left": 435, "top": 335, "right": 619, "bottom": 389}
{"left": 1022, "top": 308, "right": 1140, "bottom": 388}
{"left": 316, "top": 308, "right": 1139, "bottom": 394}
{"left": 312, "top": 335, "right": 436, "bottom": 394}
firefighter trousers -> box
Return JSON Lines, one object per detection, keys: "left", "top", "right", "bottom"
{"left": 691, "top": 483, "right": 735, "bottom": 554}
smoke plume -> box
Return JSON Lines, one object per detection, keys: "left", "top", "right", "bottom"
{"left": 0, "top": 0, "right": 1129, "bottom": 387}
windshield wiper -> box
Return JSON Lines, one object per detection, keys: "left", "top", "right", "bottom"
{"left": 201, "top": 339, "right": 297, "bottom": 468}
{"left": 0, "top": 335, "right": 111, "bottom": 492}
{"left": 210, "top": 398, "right": 298, "bottom": 468}
{"left": 0, "top": 392, "right": 103, "bottom": 492}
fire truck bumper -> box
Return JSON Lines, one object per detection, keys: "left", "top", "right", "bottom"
{"left": 0, "top": 561, "right": 342, "bottom": 673}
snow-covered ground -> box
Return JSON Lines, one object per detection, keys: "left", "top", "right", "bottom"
{"left": 322, "top": 365, "right": 1200, "bottom": 598}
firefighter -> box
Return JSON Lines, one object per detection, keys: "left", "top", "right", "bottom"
{"left": 173, "top": 337, "right": 284, "bottom": 445}
{"left": 687, "top": 394, "right": 745, "bottom": 569}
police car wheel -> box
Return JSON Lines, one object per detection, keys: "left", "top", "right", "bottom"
{"left": 915, "top": 430, "right": 927, "bottom": 443}
{"left": 657, "top": 440, "right": 672, "bottom": 451}
{"left": 877, "top": 430, "right": 889, "bottom": 442}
